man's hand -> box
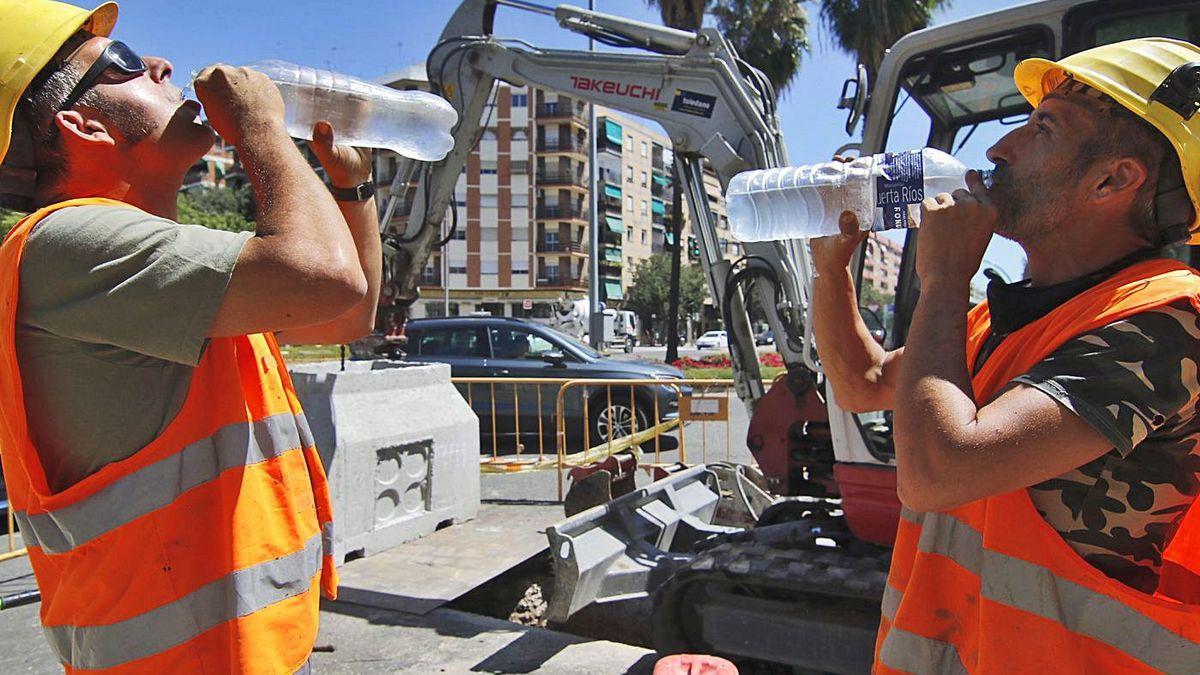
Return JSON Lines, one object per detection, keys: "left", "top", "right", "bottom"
{"left": 309, "top": 121, "right": 373, "bottom": 188}
{"left": 810, "top": 210, "right": 868, "bottom": 275}
{"left": 193, "top": 65, "right": 286, "bottom": 146}
{"left": 915, "top": 170, "right": 997, "bottom": 287}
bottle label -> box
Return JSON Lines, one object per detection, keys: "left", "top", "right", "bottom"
{"left": 875, "top": 150, "right": 924, "bottom": 230}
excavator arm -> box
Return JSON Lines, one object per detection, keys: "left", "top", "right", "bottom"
{"left": 381, "top": 0, "right": 817, "bottom": 410}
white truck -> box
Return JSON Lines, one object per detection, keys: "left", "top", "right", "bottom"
{"left": 543, "top": 299, "right": 639, "bottom": 353}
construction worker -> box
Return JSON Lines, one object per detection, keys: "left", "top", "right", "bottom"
{"left": 812, "top": 39, "right": 1200, "bottom": 671}
{"left": 0, "top": 1, "right": 382, "bottom": 671}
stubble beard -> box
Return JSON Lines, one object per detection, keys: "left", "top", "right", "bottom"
{"left": 988, "top": 164, "right": 1067, "bottom": 246}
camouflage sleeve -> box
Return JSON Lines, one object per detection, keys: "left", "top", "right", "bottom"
{"left": 1013, "top": 299, "right": 1200, "bottom": 456}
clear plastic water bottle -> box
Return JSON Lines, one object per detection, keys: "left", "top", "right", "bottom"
{"left": 725, "top": 148, "right": 991, "bottom": 241}
{"left": 244, "top": 60, "right": 458, "bottom": 162}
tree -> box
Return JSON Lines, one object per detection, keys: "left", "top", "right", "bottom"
{"left": 626, "top": 255, "right": 708, "bottom": 341}
{"left": 710, "top": 0, "right": 810, "bottom": 96}
{"left": 819, "top": 0, "right": 951, "bottom": 87}
{"left": 1, "top": 208, "right": 23, "bottom": 238}
{"left": 176, "top": 185, "right": 256, "bottom": 233}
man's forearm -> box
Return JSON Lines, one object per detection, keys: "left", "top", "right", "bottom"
{"left": 812, "top": 264, "right": 899, "bottom": 412}
{"left": 892, "top": 278, "right": 978, "bottom": 502}
{"left": 238, "top": 126, "right": 361, "bottom": 275}
{"left": 275, "top": 197, "right": 381, "bottom": 345}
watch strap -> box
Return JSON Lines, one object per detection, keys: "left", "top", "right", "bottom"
{"left": 329, "top": 181, "right": 375, "bottom": 202}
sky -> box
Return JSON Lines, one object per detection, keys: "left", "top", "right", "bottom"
{"left": 105, "top": 0, "right": 1028, "bottom": 280}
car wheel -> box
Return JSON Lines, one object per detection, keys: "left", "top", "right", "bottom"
{"left": 590, "top": 394, "right": 652, "bottom": 446}
{"left": 624, "top": 336, "right": 635, "bottom": 353}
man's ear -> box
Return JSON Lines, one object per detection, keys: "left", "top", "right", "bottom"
{"left": 1092, "top": 156, "right": 1149, "bottom": 203}
{"left": 53, "top": 110, "right": 115, "bottom": 150}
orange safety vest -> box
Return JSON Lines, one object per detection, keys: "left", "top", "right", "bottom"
{"left": 875, "top": 257, "right": 1200, "bottom": 674}
{"left": 0, "top": 199, "right": 338, "bottom": 674}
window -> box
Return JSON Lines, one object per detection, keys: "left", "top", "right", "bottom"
{"left": 480, "top": 160, "right": 498, "bottom": 175}
{"left": 481, "top": 258, "right": 499, "bottom": 274}
{"left": 480, "top": 194, "right": 498, "bottom": 208}
{"left": 512, "top": 258, "right": 529, "bottom": 274}
{"left": 641, "top": 230, "right": 647, "bottom": 244}
{"left": 488, "top": 327, "right": 557, "bottom": 360}
{"left": 452, "top": 228, "right": 466, "bottom": 241}
{"left": 626, "top": 196, "right": 633, "bottom": 212}
{"left": 626, "top": 166, "right": 633, "bottom": 183}
{"left": 545, "top": 263, "right": 560, "bottom": 278}
{"left": 545, "top": 231, "right": 559, "bottom": 246}
{"left": 641, "top": 200, "right": 648, "bottom": 216}
{"left": 481, "top": 130, "right": 497, "bottom": 141}
{"left": 511, "top": 93, "right": 528, "bottom": 107}
{"left": 640, "top": 171, "right": 648, "bottom": 187}
{"left": 511, "top": 160, "right": 529, "bottom": 174}
{"left": 512, "top": 128, "right": 528, "bottom": 141}
{"left": 448, "top": 265, "right": 468, "bottom": 274}
{"left": 641, "top": 141, "right": 648, "bottom": 158}
{"left": 413, "top": 328, "right": 486, "bottom": 357}
{"left": 512, "top": 192, "right": 529, "bottom": 208}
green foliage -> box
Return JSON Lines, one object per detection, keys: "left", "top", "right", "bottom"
{"left": 0, "top": 208, "right": 24, "bottom": 238}
{"left": 859, "top": 282, "right": 894, "bottom": 308}
{"left": 626, "top": 254, "right": 708, "bottom": 328}
{"left": 643, "top": 0, "right": 709, "bottom": 30}
{"left": 711, "top": 0, "right": 810, "bottom": 96}
{"left": 819, "top": 0, "right": 951, "bottom": 85}
{"left": 176, "top": 185, "right": 256, "bottom": 232}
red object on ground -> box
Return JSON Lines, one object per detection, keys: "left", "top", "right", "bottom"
{"left": 653, "top": 654, "right": 739, "bottom": 674}
{"left": 833, "top": 462, "right": 901, "bottom": 546}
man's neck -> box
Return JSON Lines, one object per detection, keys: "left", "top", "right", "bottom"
{"left": 46, "top": 172, "right": 183, "bottom": 221}
{"left": 1022, "top": 221, "right": 1149, "bottom": 286}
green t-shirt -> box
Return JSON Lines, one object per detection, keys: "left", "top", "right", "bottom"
{"left": 15, "top": 205, "right": 251, "bottom": 493}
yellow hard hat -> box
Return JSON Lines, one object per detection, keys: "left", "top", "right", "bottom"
{"left": 0, "top": 0, "right": 118, "bottom": 167}
{"left": 1015, "top": 38, "right": 1200, "bottom": 245}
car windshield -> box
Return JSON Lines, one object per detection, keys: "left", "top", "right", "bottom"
{"left": 544, "top": 325, "right": 602, "bottom": 358}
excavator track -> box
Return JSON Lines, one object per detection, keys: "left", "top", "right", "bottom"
{"left": 652, "top": 534, "right": 890, "bottom": 674}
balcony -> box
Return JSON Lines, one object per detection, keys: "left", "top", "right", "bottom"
{"left": 535, "top": 203, "right": 588, "bottom": 220}
{"left": 536, "top": 170, "right": 588, "bottom": 188}
{"left": 536, "top": 239, "right": 589, "bottom": 254}
{"left": 652, "top": 212, "right": 666, "bottom": 227}
{"left": 536, "top": 103, "right": 587, "bottom": 124}
{"left": 536, "top": 273, "right": 588, "bottom": 288}
{"left": 537, "top": 137, "right": 587, "bottom": 154}
{"left": 652, "top": 153, "right": 665, "bottom": 170}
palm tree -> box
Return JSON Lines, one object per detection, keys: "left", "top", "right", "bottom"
{"left": 819, "top": 0, "right": 951, "bottom": 86}
{"left": 710, "top": 0, "right": 810, "bottom": 96}
{"left": 643, "top": 0, "right": 710, "bottom": 363}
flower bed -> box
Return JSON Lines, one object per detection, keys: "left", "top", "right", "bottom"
{"left": 673, "top": 351, "right": 784, "bottom": 369}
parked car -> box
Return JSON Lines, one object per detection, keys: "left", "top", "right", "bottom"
{"left": 401, "top": 316, "right": 686, "bottom": 452}
{"left": 754, "top": 329, "right": 775, "bottom": 346}
{"left": 694, "top": 330, "right": 729, "bottom": 350}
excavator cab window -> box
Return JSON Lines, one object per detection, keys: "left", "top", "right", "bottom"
{"left": 898, "top": 28, "right": 1053, "bottom": 131}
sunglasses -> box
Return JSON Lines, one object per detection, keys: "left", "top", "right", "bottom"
{"left": 58, "top": 41, "right": 147, "bottom": 112}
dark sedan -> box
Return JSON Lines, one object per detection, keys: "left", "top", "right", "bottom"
{"left": 401, "top": 316, "right": 686, "bottom": 453}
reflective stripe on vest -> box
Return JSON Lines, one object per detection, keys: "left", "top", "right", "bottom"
{"left": 0, "top": 199, "right": 338, "bottom": 673}
{"left": 45, "top": 532, "right": 321, "bottom": 671}
{"left": 876, "top": 258, "right": 1200, "bottom": 674}
{"left": 13, "top": 412, "right": 315, "bottom": 554}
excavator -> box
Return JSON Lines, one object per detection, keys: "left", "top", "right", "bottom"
{"left": 379, "top": 0, "right": 1200, "bottom": 671}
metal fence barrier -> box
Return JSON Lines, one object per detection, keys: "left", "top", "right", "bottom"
{"left": 450, "top": 377, "right": 739, "bottom": 500}
{"left": 1, "top": 497, "right": 26, "bottom": 563}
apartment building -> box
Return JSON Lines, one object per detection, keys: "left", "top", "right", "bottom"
{"left": 376, "top": 65, "right": 735, "bottom": 322}
{"left": 862, "top": 234, "right": 903, "bottom": 297}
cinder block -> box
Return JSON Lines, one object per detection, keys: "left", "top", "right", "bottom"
{"left": 289, "top": 360, "right": 480, "bottom": 564}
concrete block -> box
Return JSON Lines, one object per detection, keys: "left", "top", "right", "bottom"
{"left": 289, "top": 360, "right": 480, "bottom": 564}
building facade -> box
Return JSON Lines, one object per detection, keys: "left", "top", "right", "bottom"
{"left": 861, "top": 234, "right": 903, "bottom": 299}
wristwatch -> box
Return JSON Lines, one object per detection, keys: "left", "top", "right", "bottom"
{"left": 329, "top": 181, "right": 376, "bottom": 202}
